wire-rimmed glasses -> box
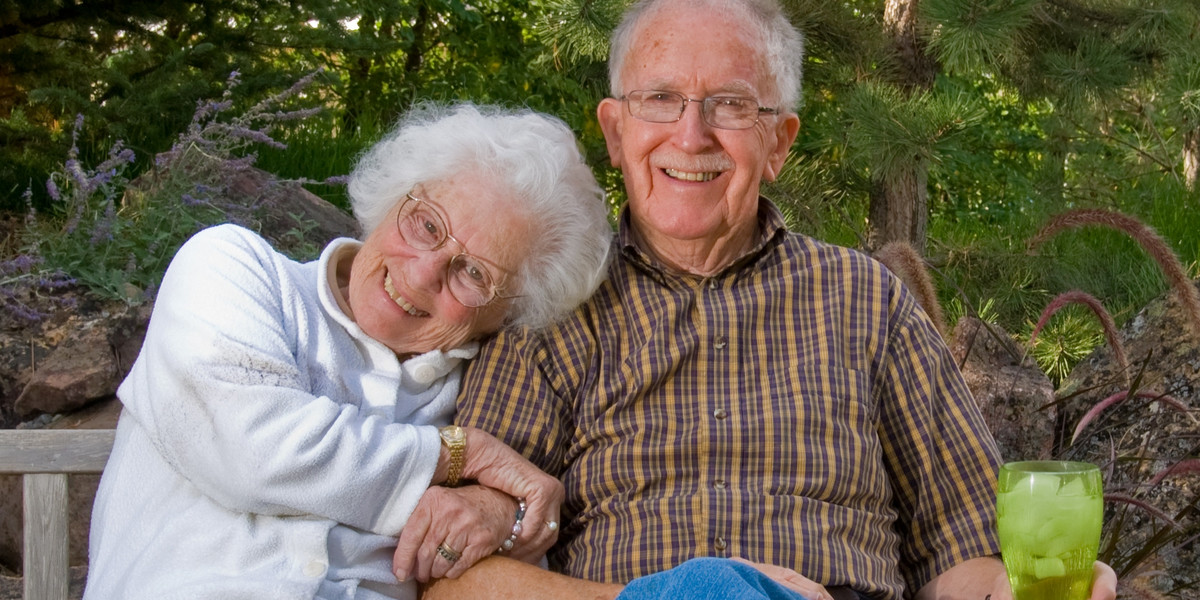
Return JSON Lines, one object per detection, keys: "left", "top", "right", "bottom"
{"left": 395, "top": 193, "right": 513, "bottom": 308}
{"left": 620, "top": 89, "right": 779, "bottom": 130}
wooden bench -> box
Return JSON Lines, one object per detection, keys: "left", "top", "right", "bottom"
{"left": 0, "top": 429, "right": 115, "bottom": 600}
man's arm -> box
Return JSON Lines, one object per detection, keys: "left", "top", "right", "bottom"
{"left": 420, "top": 556, "right": 623, "bottom": 600}
{"left": 915, "top": 556, "right": 1118, "bottom": 600}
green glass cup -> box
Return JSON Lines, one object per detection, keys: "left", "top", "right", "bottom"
{"left": 996, "top": 461, "right": 1103, "bottom": 600}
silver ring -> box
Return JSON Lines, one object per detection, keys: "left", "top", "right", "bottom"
{"left": 436, "top": 543, "right": 461, "bottom": 563}
{"left": 546, "top": 520, "right": 559, "bottom": 531}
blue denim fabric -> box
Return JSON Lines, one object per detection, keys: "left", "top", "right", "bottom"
{"left": 616, "top": 558, "right": 812, "bottom": 600}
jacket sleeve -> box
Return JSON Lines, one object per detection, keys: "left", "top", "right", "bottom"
{"left": 116, "top": 224, "right": 440, "bottom": 536}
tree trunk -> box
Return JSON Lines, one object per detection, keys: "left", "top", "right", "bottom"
{"left": 868, "top": 0, "right": 937, "bottom": 252}
{"left": 868, "top": 167, "right": 928, "bottom": 255}
{"left": 1185, "top": 127, "right": 1199, "bottom": 192}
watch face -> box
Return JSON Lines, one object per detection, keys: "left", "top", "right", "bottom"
{"left": 441, "top": 426, "right": 464, "bottom": 444}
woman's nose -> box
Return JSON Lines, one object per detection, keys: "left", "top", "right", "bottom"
{"left": 405, "top": 249, "right": 448, "bottom": 292}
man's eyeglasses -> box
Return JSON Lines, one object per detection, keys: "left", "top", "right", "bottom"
{"left": 395, "top": 193, "right": 513, "bottom": 308}
{"left": 620, "top": 90, "right": 779, "bottom": 130}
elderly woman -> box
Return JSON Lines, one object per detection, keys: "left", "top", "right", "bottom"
{"left": 83, "top": 103, "right": 612, "bottom": 600}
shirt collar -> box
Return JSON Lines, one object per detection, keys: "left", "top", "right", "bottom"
{"left": 616, "top": 197, "right": 789, "bottom": 277}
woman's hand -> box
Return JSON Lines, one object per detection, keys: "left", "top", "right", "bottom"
{"left": 394, "top": 485, "right": 521, "bottom": 582}
{"left": 440, "top": 427, "right": 564, "bottom": 558}
{"left": 729, "top": 558, "right": 834, "bottom": 600}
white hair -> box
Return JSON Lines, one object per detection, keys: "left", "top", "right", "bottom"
{"left": 347, "top": 102, "right": 611, "bottom": 330}
{"left": 608, "top": 0, "right": 805, "bottom": 111}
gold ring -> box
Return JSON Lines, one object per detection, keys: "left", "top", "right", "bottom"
{"left": 436, "top": 543, "right": 461, "bottom": 562}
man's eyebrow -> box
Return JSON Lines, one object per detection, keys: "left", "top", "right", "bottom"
{"left": 634, "top": 80, "right": 760, "bottom": 97}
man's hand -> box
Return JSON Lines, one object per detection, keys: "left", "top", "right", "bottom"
{"left": 983, "top": 561, "right": 1117, "bottom": 600}
{"left": 729, "top": 558, "right": 834, "bottom": 600}
{"left": 918, "top": 557, "right": 1117, "bottom": 600}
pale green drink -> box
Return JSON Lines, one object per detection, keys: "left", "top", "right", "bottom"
{"left": 996, "top": 461, "right": 1103, "bottom": 600}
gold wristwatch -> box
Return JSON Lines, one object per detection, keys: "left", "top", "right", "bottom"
{"left": 438, "top": 425, "right": 466, "bottom": 487}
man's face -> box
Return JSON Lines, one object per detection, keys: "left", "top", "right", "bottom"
{"left": 597, "top": 7, "right": 800, "bottom": 265}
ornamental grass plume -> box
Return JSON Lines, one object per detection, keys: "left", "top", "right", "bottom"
{"left": 1027, "top": 208, "right": 1200, "bottom": 338}
{"left": 1146, "top": 458, "right": 1200, "bottom": 488}
{"left": 1029, "top": 290, "right": 1129, "bottom": 386}
{"left": 1103, "top": 493, "right": 1181, "bottom": 530}
{"left": 1071, "top": 389, "right": 1195, "bottom": 445}
{"left": 873, "top": 240, "right": 948, "bottom": 337}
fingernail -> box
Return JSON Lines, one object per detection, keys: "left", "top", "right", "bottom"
{"left": 394, "top": 569, "right": 408, "bottom": 582}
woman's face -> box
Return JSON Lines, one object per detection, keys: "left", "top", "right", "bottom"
{"left": 345, "top": 174, "right": 533, "bottom": 357}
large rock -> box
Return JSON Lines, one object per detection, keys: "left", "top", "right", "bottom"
{"left": 1058, "top": 281, "right": 1200, "bottom": 595}
{"left": 951, "top": 316, "right": 1056, "bottom": 461}
{"left": 13, "top": 304, "right": 149, "bottom": 418}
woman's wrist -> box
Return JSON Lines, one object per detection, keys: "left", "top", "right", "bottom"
{"left": 437, "top": 425, "right": 467, "bottom": 486}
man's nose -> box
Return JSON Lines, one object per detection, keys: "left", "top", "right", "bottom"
{"left": 673, "top": 99, "right": 718, "bottom": 149}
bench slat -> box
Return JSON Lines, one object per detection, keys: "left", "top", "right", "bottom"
{"left": 0, "top": 430, "right": 115, "bottom": 474}
{"left": 24, "top": 473, "right": 70, "bottom": 600}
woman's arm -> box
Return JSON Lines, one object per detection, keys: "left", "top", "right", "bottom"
{"left": 119, "top": 226, "right": 439, "bottom": 534}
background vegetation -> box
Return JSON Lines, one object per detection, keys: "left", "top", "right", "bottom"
{"left": 5, "top": 0, "right": 1198, "bottom": 360}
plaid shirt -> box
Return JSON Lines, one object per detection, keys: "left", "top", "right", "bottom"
{"left": 457, "top": 200, "right": 1001, "bottom": 600}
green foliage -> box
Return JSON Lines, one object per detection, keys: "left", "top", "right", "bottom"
{"left": 843, "top": 80, "right": 985, "bottom": 184}
{"left": 921, "top": 0, "right": 1040, "bottom": 75}
{"left": 534, "top": 0, "right": 626, "bottom": 64}
{"left": 1023, "top": 307, "right": 1104, "bottom": 386}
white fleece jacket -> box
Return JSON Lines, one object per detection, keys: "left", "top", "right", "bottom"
{"left": 84, "top": 224, "right": 477, "bottom": 600}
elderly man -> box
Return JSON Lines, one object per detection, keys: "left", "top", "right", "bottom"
{"left": 413, "top": 0, "right": 1119, "bottom": 598}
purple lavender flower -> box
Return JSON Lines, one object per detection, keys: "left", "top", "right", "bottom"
{"left": 45, "top": 178, "right": 61, "bottom": 202}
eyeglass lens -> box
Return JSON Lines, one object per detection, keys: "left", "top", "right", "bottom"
{"left": 396, "top": 195, "right": 497, "bottom": 307}
{"left": 625, "top": 90, "right": 769, "bottom": 130}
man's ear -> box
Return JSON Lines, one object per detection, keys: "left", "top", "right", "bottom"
{"left": 763, "top": 112, "right": 800, "bottom": 182}
{"left": 597, "top": 97, "right": 625, "bottom": 168}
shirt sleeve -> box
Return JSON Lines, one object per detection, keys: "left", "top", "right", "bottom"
{"left": 456, "top": 325, "right": 575, "bottom": 478}
{"left": 116, "top": 224, "right": 440, "bottom": 536}
{"left": 873, "top": 277, "right": 1003, "bottom": 592}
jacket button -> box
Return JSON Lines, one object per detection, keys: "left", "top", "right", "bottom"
{"left": 303, "top": 560, "right": 328, "bottom": 578}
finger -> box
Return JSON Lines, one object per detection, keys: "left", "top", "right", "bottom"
{"left": 516, "top": 485, "right": 562, "bottom": 555}
{"left": 1090, "top": 561, "right": 1118, "bottom": 600}
{"left": 416, "top": 522, "right": 450, "bottom": 583}
{"left": 392, "top": 508, "right": 432, "bottom": 582}
{"left": 443, "top": 529, "right": 494, "bottom": 579}
{"left": 509, "top": 508, "right": 560, "bottom": 562}
{"left": 728, "top": 558, "right": 833, "bottom": 600}
{"left": 430, "top": 535, "right": 465, "bottom": 580}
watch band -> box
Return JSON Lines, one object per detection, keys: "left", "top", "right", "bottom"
{"left": 439, "top": 425, "right": 466, "bottom": 487}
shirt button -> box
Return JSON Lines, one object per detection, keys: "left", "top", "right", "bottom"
{"left": 708, "top": 279, "right": 719, "bottom": 289}
{"left": 714, "top": 537, "right": 728, "bottom": 551}
{"left": 413, "top": 364, "right": 437, "bottom": 383}
{"left": 713, "top": 479, "right": 727, "bottom": 490}
{"left": 303, "top": 560, "right": 328, "bottom": 578}
{"left": 713, "top": 408, "right": 728, "bottom": 420}
{"left": 713, "top": 336, "right": 728, "bottom": 349}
